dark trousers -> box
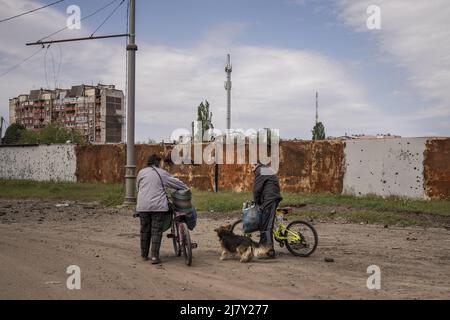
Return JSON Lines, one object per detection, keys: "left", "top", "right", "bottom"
{"left": 139, "top": 212, "right": 165, "bottom": 258}
{"left": 259, "top": 200, "right": 280, "bottom": 247}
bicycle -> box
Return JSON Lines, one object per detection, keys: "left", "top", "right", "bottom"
{"left": 231, "top": 206, "right": 318, "bottom": 257}
{"left": 167, "top": 210, "right": 197, "bottom": 266}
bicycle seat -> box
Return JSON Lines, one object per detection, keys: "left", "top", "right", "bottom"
{"left": 277, "top": 207, "right": 293, "bottom": 214}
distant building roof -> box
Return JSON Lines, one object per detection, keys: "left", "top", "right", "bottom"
{"left": 29, "top": 89, "right": 41, "bottom": 101}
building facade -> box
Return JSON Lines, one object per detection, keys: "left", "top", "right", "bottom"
{"left": 9, "top": 84, "right": 124, "bottom": 144}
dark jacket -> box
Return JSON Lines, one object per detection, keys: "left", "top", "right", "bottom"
{"left": 253, "top": 164, "right": 282, "bottom": 210}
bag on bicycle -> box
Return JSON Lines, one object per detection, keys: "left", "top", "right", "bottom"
{"left": 171, "top": 189, "right": 193, "bottom": 214}
{"left": 242, "top": 204, "right": 262, "bottom": 233}
{"left": 186, "top": 207, "right": 197, "bottom": 231}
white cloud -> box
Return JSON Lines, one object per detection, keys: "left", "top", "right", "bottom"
{"left": 336, "top": 0, "right": 450, "bottom": 131}
{"left": 1, "top": 0, "right": 429, "bottom": 141}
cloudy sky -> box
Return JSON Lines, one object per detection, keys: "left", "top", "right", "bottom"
{"left": 1, "top": 0, "right": 449, "bottom": 141}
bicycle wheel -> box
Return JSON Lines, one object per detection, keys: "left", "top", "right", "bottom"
{"left": 171, "top": 223, "right": 181, "bottom": 257}
{"left": 180, "top": 222, "right": 192, "bottom": 266}
{"left": 284, "top": 220, "right": 318, "bottom": 257}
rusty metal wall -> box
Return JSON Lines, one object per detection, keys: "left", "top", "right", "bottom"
{"left": 75, "top": 144, "right": 125, "bottom": 183}
{"left": 72, "top": 141, "right": 346, "bottom": 193}
{"left": 424, "top": 138, "right": 450, "bottom": 199}
{"left": 137, "top": 144, "right": 215, "bottom": 191}
{"left": 2, "top": 139, "right": 449, "bottom": 199}
{"left": 216, "top": 141, "right": 346, "bottom": 193}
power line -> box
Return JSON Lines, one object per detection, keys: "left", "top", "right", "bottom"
{"left": 90, "top": 0, "right": 126, "bottom": 37}
{"left": 0, "top": 47, "right": 45, "bottom": 78}
{"left": 37, "top": 0, "right": 121, "bottom": 42}
{"left": 0, "top": 0, "right": 65, "bottom": 23}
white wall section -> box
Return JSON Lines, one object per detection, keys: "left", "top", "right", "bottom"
{"left": 343, "top": 138, "right": 428, "bottom": 198}
{"left": 0, "top": 144, "right": 76, "bottom": 182}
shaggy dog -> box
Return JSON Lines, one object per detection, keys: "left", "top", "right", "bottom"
{"left": 214, "top": 224, "right": 266, "bottom": 263}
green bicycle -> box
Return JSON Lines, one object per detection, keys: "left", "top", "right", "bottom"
{"left": 231, "top": 207, "right": 318, "bottom": 257}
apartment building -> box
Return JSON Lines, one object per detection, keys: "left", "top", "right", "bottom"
{"left": 9, "top": 84, "right": 124, "bottom": 144}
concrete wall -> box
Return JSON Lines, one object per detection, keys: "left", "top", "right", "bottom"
{"left": 1, "top": 138, "right": 449, "bottom": 199}
{"left": 342, "top": 138, "right": 428, "bottom": 198}
{"left": 0, "top": 144, "right": 77, "bottom": 182}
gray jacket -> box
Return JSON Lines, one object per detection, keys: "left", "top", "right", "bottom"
{"left": 136, "top": 166, "right": 188, "bottom": 212}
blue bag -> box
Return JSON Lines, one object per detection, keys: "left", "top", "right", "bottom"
{"left": 186, "top": 207, "right": 197, "bottom": 230}
{"left": 242, "top": 204, "right": 261, "bottom": 233}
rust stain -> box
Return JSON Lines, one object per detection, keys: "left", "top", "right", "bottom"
{"left": 310, "top": 140, "right": 345, "bottom": 193}
{"left": 137, "top": 144, "right": 214, "bottom": 190}
{"left": 75, "top": 144, "right": 125, "bottom": 183}
{"left": 424, "top": 138, "right": 450, "bottom": 198}
{"left": 74, "top": 141, "right": 346, "bottom": 194}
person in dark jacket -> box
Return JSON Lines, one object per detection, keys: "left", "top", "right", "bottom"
{"left": 252, "top": 162, "right": 283, "bottom": 258}
{"left": 136, "top": 154, "right": 188, "bottom": 264}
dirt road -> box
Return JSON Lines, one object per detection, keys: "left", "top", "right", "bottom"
{"left": 0, "top": 199, "right": 449, "bottom": 299}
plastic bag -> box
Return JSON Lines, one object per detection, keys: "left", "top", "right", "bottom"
{"left": 242, "top": 204, "right": 261, "bottom": 233}
{"left": 162, "top": 212, "right": 173, "bottom": 232}
{"left": 186, "top": 207, "right": 197, "bottom": 230}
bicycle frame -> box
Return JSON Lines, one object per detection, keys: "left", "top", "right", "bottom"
{"left": 173, "top": 212, "right": 187, "bottom": 241}
{"left": 273, "top": 213, "right": 302, "bottom": 242}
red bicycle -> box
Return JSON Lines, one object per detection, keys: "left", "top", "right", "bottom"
{"left": 167, "top": 211, "right": 197, "bottom": 266}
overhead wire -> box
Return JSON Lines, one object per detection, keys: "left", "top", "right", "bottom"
{"left": 0, "top": 46, "right": 45, "bottom": 78}
{"left": 37, "top": 0, "right": 121, "bottom": 42}
{"left": 90, "top": 0, "right": 126, "bottom": 37}
{"left": 0, "top": 0, "right": 65, "bottom": 23}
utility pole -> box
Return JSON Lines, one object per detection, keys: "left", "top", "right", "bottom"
{"left": 0, "top": 116, "right": 4, "bottom": 144}
{"left": 225, "top": 54, "right": 232, "bottom": 130}
{"left": 315, "top": 91, "right": 319, "bottom": 124}
{"left": 124, "top": 0, "right": 137, "bottom": 204}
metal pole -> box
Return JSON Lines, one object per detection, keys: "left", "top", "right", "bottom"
{"left": 0, "top": 117, "right": 3, "bottom": 144}
{"left": 315, "top": 91, "right": 318, "bottom": 124}
{"left": 26, "top": 34, "right": 129, "bottom": 46}
{"left": 124, "top": 0, "right": 137, "bottom": 204}
{"left": 225, "top": 54, "right": 232, "bottom": 130}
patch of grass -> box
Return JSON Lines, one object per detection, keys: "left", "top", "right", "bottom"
{"left": 0, "top": 179, "right": 124, "bottom": 206}
{"left": 281, "top": 192, "right": 450, "bottom": 216}
{"left": 191, "top": 189, "right": 449, "bottom": 216}
{"left": 291, "top": 211, "right": 428, "bottom": 227}
{"left": 191, "top": 189, "right": 251, "bottom": 213}
{"left": 0, "top": 180, "right": 448, "bottom": 226}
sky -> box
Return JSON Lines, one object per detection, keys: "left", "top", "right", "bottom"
{"left": 0, "top": 0, "right": 449, "bottom": 142}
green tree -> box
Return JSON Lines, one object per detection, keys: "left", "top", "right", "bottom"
{"left": 18, "top": 129, "right": 39, "bottom": 144}
{"left": 312, "top": 122, "right": 326, "bottom": 140}
{"left": 39, "top": 123, "right": 84, "bottom": 144}
{"left": 2, "top": 123, "right": 26, "bottom": 145}
{"left": 193, "top": 100, "right": 214, "bottom": 142}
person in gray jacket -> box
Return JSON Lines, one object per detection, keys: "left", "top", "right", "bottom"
{"left": 137, "top": 154, "right": 188, "bottom": 264}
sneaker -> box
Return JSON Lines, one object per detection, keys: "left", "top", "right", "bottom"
{"left": 141, "top": 256, "right": 149, "bottom": 261}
